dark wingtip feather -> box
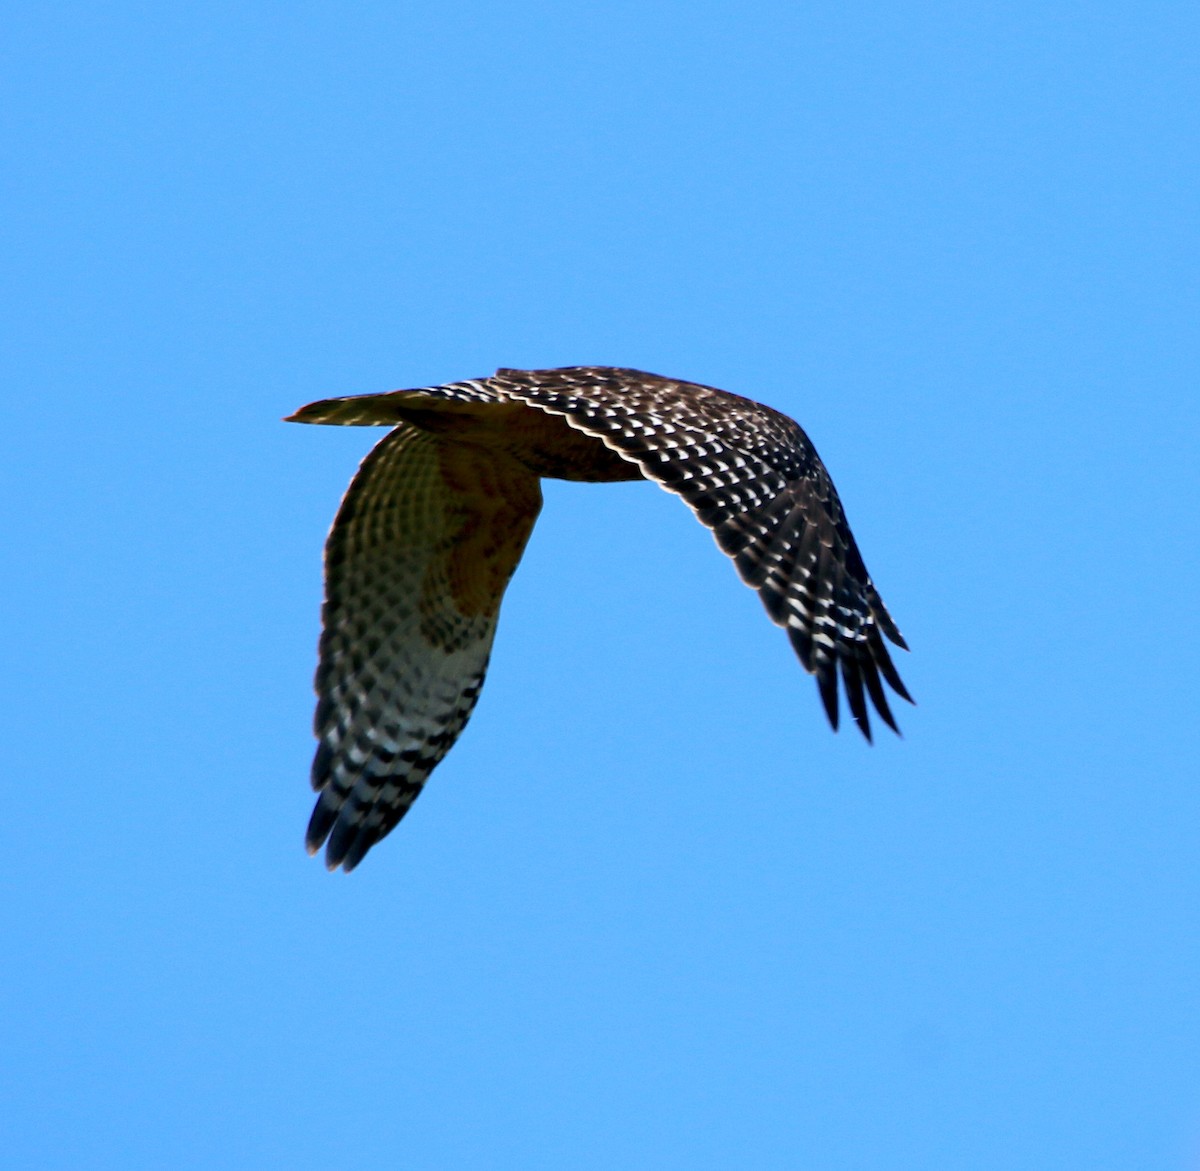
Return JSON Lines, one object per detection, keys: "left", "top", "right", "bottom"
{"left": 310, "top": 740, "right": 333, "bottom": 793}
{"left": 305, "top": 795, "right": 338, "bottom": 856}
{"left": 868, "top": 628, "right": 915, "bottom": 705}
{"left": 323, "top": 814, "right": 362, "bottom": 872}
{"left": 859, "top": 655, "right": 900, "bottom": 735}
{"left": 869, "top": 594, "right": 909, "bottom": 650}
{"left": 841, "top": 658, "right": 873, "bottom": 743}
{"left": 817, "top": 660, "right": 840, "bottom": 731}
{"left": 339, "top": 832, "right": 375, "bottom": 873}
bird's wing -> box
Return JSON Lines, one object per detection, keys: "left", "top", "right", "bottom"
{"left": 489, "top": 366, "right": 912, "bottom": 740}
{"left": 296, "top": 421, "right": 541, "bottom": 870}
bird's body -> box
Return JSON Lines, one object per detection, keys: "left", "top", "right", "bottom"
{"left": 289, "top": 366, "right": 912, "bottom": 871}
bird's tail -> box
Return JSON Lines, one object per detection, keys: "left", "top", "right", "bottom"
{"left": 285, "top": 385, "right": 512, "bottom": 430}
{"left": 285, "top": 390, "right": 425, "bottom": 426}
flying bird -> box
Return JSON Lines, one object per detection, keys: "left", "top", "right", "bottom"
{"left": 289, "top": 366, "right": 912, "bottom": 871}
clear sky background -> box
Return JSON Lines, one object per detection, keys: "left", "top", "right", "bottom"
{"left": 4, "top": 2, "right": 1199, "bottom": 1167}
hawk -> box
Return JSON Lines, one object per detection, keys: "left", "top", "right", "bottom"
{"left": 289, "top": 366, "right": 912, "bottom": 871}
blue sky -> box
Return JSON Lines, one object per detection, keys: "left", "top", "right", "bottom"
{"left": 4, "top": 1, "right": 1199, "bottom": 1167}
